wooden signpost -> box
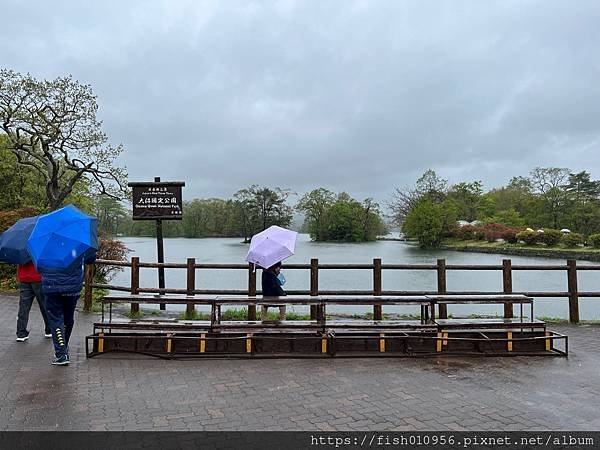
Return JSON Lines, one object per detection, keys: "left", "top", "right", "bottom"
{"left": 129, "top": 177, "right": 185, "bottom": 310}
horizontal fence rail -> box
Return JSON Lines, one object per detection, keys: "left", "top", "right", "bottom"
{"left": 84, "top": 258, "right": 600, "bottom": 323}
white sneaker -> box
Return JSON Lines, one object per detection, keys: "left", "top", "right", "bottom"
{"left": 16, "top": 335, "right": 29, "bottom": 342}
{"left": 44, "top": 333, "right": 53, "bottom": 338}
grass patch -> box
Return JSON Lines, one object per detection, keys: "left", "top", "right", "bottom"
{"left": 468, "top": 313, "right": 500, "bottom": 319}
{"left": 280, "top": 311, "right": 311, "bottom": 320}
{"left": 223, "top": 307, "right": 311, "bottom": 321}
{"left": 345, "top": 313, "right": 423, "bottom": 320}
{"left": 178, "top": 310, "right": 210, "bottom": 321}
{"left": 90, "top": 288, "right": 107, "bottom": 313}
{"left": 122, "top": 310, "right": 145, "bottom": 319}
{"left": 222, "top": 308, "right": 249, "bottom": 320}
{"left": 538, "top": 317, "right": 600, "bottom": 325}
{"left": 177, "top": 308, "right": 313, "bottom": 321}
{"left": 538, "top": 316, "right": 568, "bottom": 323}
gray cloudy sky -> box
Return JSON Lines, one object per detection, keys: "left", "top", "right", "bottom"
{"left": 2, "top": 0, "right": 600, "bottom": 203}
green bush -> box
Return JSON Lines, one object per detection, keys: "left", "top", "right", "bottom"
{"left": 588, "top": 233, "right": 600, "bottom": 248}
{"left": 402, "top": 200, "right": 445, "bottom": 248}
{"left": 516, "top": 230, "right": 539, "bottom": 245}
{"left": 0, "top": 264, "right": 18, "bottom": 290}
{"left": 561, "top": 232, "right": 583, "bottom": 247}
{"left": 540, "top": 229, "right": 562, "bottom": 246}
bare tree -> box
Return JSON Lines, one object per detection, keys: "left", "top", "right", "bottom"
{"left": 388, "top": 169, "right": 448, "bottom": 226}
{"left": 528, "top": 167, "right": 571, "bottom": 229}
{"left": 0, "top": 69, "right": 127, "bottom": 210}
{"left": 529, "top": 167, "right": 570, "bottom": 194}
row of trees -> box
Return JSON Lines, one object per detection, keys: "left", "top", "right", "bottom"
{"left": 297, "top": 189, "right": 387, "bottom": 241}
{"left": 119, "top": 187, "right": 387, "bottom": 242}
{"left": 396, "top": 168, "right": 600, "bottom": 248}
{"left": 121, "top": 186, "right": 293, "bottom": 241}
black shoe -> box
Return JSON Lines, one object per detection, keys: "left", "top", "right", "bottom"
{"left": 51, "top": 355, "right": 69, "bottom": 366}
{"left": 16, "top": 333, "right": 30, "bottom": 342}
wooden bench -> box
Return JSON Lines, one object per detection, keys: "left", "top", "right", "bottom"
{"left": 98, "top": 294, "right": 436, "bottom": 332}
{"left": 97, "top": 293, "right": 536, "bottom": 334}
{"left": 87, "top": 292, "right": 570, "bottom": 358}
{"left": 426, "top": 294, "right": 536, "bottom": 331}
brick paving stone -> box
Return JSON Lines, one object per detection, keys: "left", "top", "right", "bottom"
{"left": 1, "top": 293, "right": 599, "bottom": 431}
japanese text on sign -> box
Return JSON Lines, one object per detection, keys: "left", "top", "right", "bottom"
{"left": 130, "top": 183, "right": 184, "bottom": 220}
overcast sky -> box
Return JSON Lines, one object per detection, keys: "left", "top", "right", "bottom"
{"left": 2, "top": 0, "right": 600, "bottom": 204}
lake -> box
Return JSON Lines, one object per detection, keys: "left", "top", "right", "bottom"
{"left": 111, "top": 234, "right": 600, "bottom": 320}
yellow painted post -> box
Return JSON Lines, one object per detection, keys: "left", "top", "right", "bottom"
{"left": 98, "top": 332, "right": 104, "bottom": 353}
{"left": 200, "top": 333, "right": 206, "bottom": 353}
{"left": 507, "top": 331, "right": 513, "bottom": 352}
{"left": 321, "top": 336, "right": 327, "bottom": 354}
{"left": 545, "top": 331, "right": 551, "bottom": 351}
{"left": 246, "top": 333, "right": 252, "bottom": 353}
{"left": 379, "top": 333, "right": 385, "bottom": 353}
{"left": 443, "top": 332, "right": 448, "bottom": 347}
{"left": 436, "top": 332, "right": 443, "bottom": 352}
{"left": 166, "top": 333, "right": 172, "bottom": 353}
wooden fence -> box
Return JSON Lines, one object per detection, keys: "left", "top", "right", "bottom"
{"left": 84, "top": 258, "right": 598, "bottom": 323}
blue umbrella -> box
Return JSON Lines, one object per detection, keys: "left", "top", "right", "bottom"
{"left": 27, "top": 204, "right": 98, "bottom": 270}
{"left": 0, "top": 216, "right": 39, "bottom": 264}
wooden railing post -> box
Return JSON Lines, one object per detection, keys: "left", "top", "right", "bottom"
{"left": 310, "top": 258, "right": 319, "bottom": 319}
{"left": 437, "top": 259, "right": 447, "bottom": 319}
{"left": 130, "top": 257, "right": 140, "bottom": 315}
{"left": 83, "top": 263, "right": 94, "bottom": 312}
{"left": 248, "top": 263, "right": 257, "bottom": 320}
{"left": 567, "top": 259, "right": 579, "bottom": 324}
{"left": 186, "top": 258, "right": 195, "bottom": 317}
{"left": 373, "top": 258, "right": 382, "bottom": 320}
{"left": 502, "top": 259, "right": 513, "bottom": 318}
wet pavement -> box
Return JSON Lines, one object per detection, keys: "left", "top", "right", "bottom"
{"left": 0, "top": 293, "right": 599, "bottom": 431}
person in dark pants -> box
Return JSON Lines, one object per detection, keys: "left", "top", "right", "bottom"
{"left": 16, "top": 262, "right": 51, "bottom": 341}
{"left": 261, "top": 261, "right": 286, "bottom": 321}
{"left": 39, "top": 251, "right": 96, "bottom": 366}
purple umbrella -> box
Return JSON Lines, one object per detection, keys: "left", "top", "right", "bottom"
{"left": 245, "top": 226, "right": 298, "bottom": 269}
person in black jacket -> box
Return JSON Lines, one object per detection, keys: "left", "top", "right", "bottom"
{"left": 261, "top": 262, "right": 286, "bottom": 321}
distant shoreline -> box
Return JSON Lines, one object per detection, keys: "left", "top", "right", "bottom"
{"left": 441, "top": 242, "right": 600, "bottom": 262}
{"left": 115, "top": 235, "right": 600, "bottom": 261}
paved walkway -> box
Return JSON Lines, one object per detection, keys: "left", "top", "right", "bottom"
{"left": 0, "top": 293, "right": 599, "bottom": 431}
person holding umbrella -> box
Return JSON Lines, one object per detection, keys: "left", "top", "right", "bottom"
{"left": 261, "top": 261, "right": 287, "bottom": 320}
{"left": 27, "top": 205, "right": 99, "bottom": 366}
{"left": 0, "top": 215, "right": 52, "bottom": 341}
{"left": 245, "top": 226, "right": 297, "bottom": 322}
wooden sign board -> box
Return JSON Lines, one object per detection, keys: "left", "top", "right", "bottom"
{"left": 129, "top": 181, "right": 185, "bottom": 220}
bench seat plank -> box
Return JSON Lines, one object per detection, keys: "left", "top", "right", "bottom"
{"left": 426, "top": 294, "right": 532, "bottom": 304}
{"left": 94, "top": 321, "right": 212, "bottom": 330}
{"left": 435, "top": 318, "right": 545, "bottom": 329}
{"left": 327, "top": 320, "right": 436, "bottom": 329}
{"left": 102, "top": 295, "right": 218, "bottom": 304}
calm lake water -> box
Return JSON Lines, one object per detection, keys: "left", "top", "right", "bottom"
{"left": 112, "top": 234, "right": 600, "bottom": 320}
